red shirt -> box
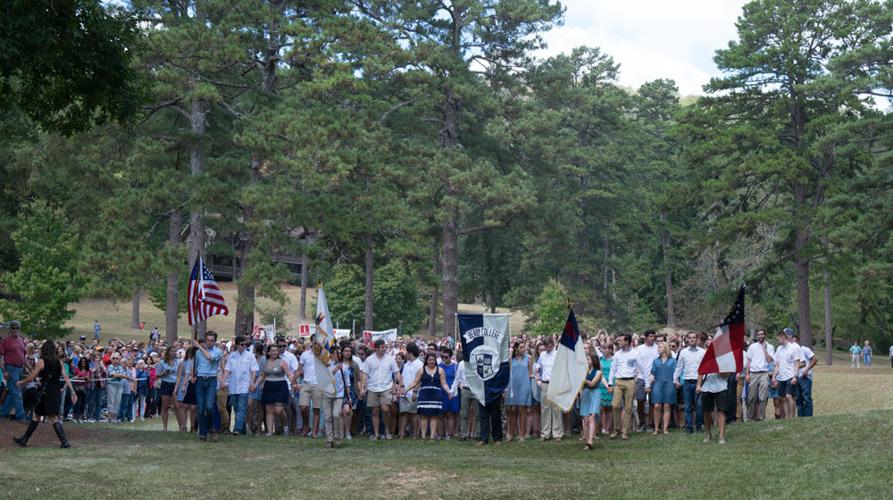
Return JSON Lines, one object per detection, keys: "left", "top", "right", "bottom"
{"left": 0, "top": 334, "right": 27, "bottom": 366}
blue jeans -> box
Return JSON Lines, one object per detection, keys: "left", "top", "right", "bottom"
{"left": 683, "top": 380, "right": 704, "bottom": 432}
{"left": 120, "top": 393, "right": 134, "bottom": 421}
{"left": 194, "top": 376, "right": 217, "bottom": 437}
{"left": 229, "top": 393, "right": 249, "bottom": 434}
{"left": 0, "top": 365, "right": 26, "bottom": 420}
{"left": 796, "top": 376, "right": 813, "bottom": 417}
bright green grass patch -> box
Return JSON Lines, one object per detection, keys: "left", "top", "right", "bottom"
{"left": 2, "top": 410, "right": 892, "bottom": 499}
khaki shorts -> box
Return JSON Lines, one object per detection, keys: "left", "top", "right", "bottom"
{"left": 299, "top": 384, "right": 322, "bottom": 408}
{"left": 367, "top": 389, "right": 393, "bottom": 408}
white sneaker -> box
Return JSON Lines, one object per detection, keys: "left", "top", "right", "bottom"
{"left": 703, "top": 433, "right": 712, "bottom": 443}
{"left": 346, "top": 433, "right": 352, "bottom": 441}
{"left": 719, "top": 437, "right": 726, "bottom": 445}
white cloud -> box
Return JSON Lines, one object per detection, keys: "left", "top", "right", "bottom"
{"left": 538, "top": 0, "right": 748, "bottom": 95}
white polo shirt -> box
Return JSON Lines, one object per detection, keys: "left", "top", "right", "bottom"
{"left": 224, "top": 350, "right": 259, "bottom": 394}
{"left": 634, "top": 343, "right": 659, "bottom": 382}
{"left": 745, "top": 341, "right": 775, "bottom": 372}
{"left": 798, "top": 345, "right": 815, "bottom": 379}
{"left": 774, "top": 343, "right": 804, "bottom": 382}
{"left": 401, "top": 357, "right": 423, "bottom": 398}
{"left": 535, "top": 349, "right": 557, "bottom": 382}
{"left": 298, "top": 350, "right": 316, "bottom": 384}
{"left": 362, "top": 353, "right": 399, "bottom": 393}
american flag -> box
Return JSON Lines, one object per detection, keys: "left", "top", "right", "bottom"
{"left": 698, "top": 286, "right": 746, "bottom": 375}
{"left": 187, "top": 257, "right": 229, "bottom": 326}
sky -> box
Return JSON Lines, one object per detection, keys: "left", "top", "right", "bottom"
{"left": 538, "top": 0, "right": 749, "bottom": 96}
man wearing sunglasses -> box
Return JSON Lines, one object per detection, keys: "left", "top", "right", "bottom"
{"left": 222, "top": 336, "right": 258, "bottom": 435}
{"left": 0, "top": 320, "right": 28, "bottom": 422}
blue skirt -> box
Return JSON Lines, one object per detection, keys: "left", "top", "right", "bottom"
{"left": 580, "top": 388, "right": 600, "bottom": 417}
{"left": 417, "top": 386, "right": 443, "bottom": 416}
{"left": 261, "top": 380, "right": 289, "bottom": 405}
{"left": 651, "top": 381, "right": 676, "bottom": 405}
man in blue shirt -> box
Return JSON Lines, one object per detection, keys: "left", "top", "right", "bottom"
{"left": 193, "top": 331, "right": 223, "bottom": 441}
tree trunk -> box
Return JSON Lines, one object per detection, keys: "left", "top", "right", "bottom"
{"left": 602, "top": 236, "right": 609, "bottom": 294}
{"left": 793, "top": 182, "right": 813, "bottom": 346}
{"left": 131, "top": 288, "right": 141, "bottom": 330}
{"left": 823, "top": 268, "right": 833, "bottom": 365}
{"left": 364, "top": 238, "right": 374, "bottom": 331}
{"left": 234, "top": 151, "right": 262, "bottom": 338}
{"left": 486, "top": 290, "right": 496, "bottom": 314}
{"left": 299, "top": 253, "right": 308, "bottom": 320}
{"left": 188, "top": 97, "right": 208, "bottom": 340}
{"left": 659, "top": 213, "right": 675, "bottom": 327}
{"left": 428, "top": 242, "right": 440, "bottom": 337}
{"left": 234, "top": 8, "right": 282, "bottom": 339}
{"left": 442, "top": 212, "right": 459, "bottom": 338}
{"left": 165, "top": 209, "right": 181, "bottom": 344}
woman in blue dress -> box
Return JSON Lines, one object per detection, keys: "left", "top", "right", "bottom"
{"left": 439, "top": 348, "right": 460, "bottom": 439}
{"left": 646, "top": 342, "right": 677, "bottom": 435}
{"left": 580, "top": 353, "right": 603, "bottom": 450}
{"left": 406, "top": 353, "right": 453, "bottom": 440}
{"left": 506, "top": 342, "right": 533, "bottom": 441}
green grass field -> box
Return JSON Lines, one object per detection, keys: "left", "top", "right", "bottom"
{"left": 2, "top": 361, "right": 891, "bottom": 499}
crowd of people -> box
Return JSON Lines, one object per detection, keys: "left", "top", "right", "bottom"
{"left": 1, "top": 318, "right": 884, "bottom": 449}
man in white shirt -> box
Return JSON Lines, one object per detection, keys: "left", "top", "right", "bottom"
{"left": 634, "top": 330, "right": 659, "bottom": 431}
{"left": 361, "top": 339, "right": 402, "bottom": 440}
{"left": 744, "top": 330, "right": 775, "bottom": 421}
{"left": 673, "top": 332, "right": 706, "bottom": 433}
{"left": 772, "top": 328, "right": 804, "bottom": 419}
{"left": 222, "top": 336, "right": 259, "bottom": 435}
{"left": 608, "top": 334, "right": 639, "bottom": 440}
{"left": 297, "top": 342, "right": 321, "bottom": 437}
{"left": 535, "top": 336, "right": 562, "bottom": 441}
{"left": 792, "top": 335, "right": 816, "bottom": 417}
{"left": 398, "top": 343, "right": 423, "bottom": 438}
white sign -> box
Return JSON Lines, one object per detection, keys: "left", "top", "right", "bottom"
{"left": 363, "top": 328, "right": 398, "bottom": 343}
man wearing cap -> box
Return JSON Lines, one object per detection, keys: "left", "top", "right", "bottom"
{"left": 0, "top": 321, "right": 28, "bottom": 421}
{"left": 772, "top": 328, "right": 804, "bottom": 419}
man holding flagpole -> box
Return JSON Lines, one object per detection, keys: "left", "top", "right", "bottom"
{"left": 544, "top": 308, "right": 588, "bottom": 443}
{"left": 696, "top": 286, "right": 747, "bottom": 444}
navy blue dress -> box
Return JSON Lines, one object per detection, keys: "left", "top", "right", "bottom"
{"left": 417, "top": 368, "right": 443, "bottom": 416}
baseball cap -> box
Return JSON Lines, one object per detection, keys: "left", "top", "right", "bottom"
{"left": 8, "top": 320, "right": 21, "bottom": 329}
{"left": 781, "top": 327, "right": 795, "bottom": 336}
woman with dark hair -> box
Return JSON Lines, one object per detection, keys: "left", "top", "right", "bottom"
{"left": 175, "top": 346, "right": 197, "bottom": 432}
{"left": 72, "top": 357, "right": 92, "bottom": 422}
{"left": 156, "top": 346, "right": 182, "bottom": 431}
{"left": 257, "top": 344, "right": 294, "bottom": 436}
{"left": 13, "top": 341, "right": 78, "bottom": 448}
{"left": 406, "top": 353, "right": 452, "bottom": 440}
{"left": 580, "top": 352, "right": 603, "bottom": 450}
{"left": 506, "top": 341, "right": 533, "bottom": 441}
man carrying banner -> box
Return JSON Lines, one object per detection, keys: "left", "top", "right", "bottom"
{"left": 457, "top": 313, "right": 511, "bottom": 445}
{"left": 544, "top": 309, "right": 588, "bottom": 442}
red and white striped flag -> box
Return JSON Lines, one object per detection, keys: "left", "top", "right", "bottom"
{"left": 187, "top": 256, "right": 229, "bottom": 326}
{"left": 698, "top": 286, "right": 745, "bottom": 375}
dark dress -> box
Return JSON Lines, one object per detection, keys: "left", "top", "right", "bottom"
{"left": 35, "top": 359, "right": 63, "bottom": 416}
{"left": 417, "top": 368, "right": 444, "bottom": 417}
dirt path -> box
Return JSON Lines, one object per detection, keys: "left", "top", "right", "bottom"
{"left": 0, "top": 419, "right": 110, "bottom": 449}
